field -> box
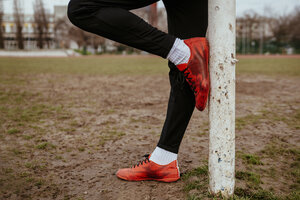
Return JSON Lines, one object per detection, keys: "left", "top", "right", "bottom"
{"left": 0, "top": 55, "right": 299, "bottom": 200}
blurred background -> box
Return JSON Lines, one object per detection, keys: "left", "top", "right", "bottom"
{"left": 0, "top": 0, "right": 299, "bottom": 56}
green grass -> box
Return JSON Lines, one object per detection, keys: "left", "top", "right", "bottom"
{"left": 98, "top": 130, "right": 126, "bottom": 146}
{"left": 238, "top": 153, "right": 263, "bottom": 165}
{"left": 35, "top": 142, "right": 56, "bottom": 150}
{"left": 182, "top": 165, "right": 211, "bottom": 199}
{"left": 236, "top": 107, "right": 300, "bottom": 131}
{"left": 0, "top": 56, "right": 168, "bottom": 76}
{"left": 0, "top": 56, "right": 299, "bottom": 76}
{"left": 234, "top": 188, "right": 300, "bottom": 200}
{"left": 236, "top": 114, "right": 264, "bottom": 130}
{"left": 7, "top": 128, "right": 21, "bottom": 135}
{"left": 236, "top": 57, "right": 300, "bottom": 76}
{"left": 236, "top": 171, "right": 261, "bottom": 188}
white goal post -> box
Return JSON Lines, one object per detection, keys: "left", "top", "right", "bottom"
{"left": 208, "top": 0, "right": 236, "bottom": 197}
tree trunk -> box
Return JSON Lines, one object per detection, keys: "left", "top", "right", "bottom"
{"left": 0, "top": 12, "right": 4, "bottom": 49}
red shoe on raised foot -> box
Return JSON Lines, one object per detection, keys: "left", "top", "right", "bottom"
{"left": 176, "top": 37, "right": 210, "bottom": 111}
{"left": 116, "top": 154, "right": 180, "bottom": 182}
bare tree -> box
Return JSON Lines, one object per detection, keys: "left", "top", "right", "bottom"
{"left": 68, "top": 26, "right": 90, "bottom": 54}
{"left": 54, "top": 18, "right": 71, "bottom": 48}
{"left": 157, "top": 7, "right": 167, "bottom": 32}
{"left": 243, "top": 11, "right": 260, "bottom": 53}
{"left": 14, "top": 0, "right": 24, "bottom": 49}
{"left": 0, "top": 0, "right": 4, "bottom": 49}
{"left": 33, "top": 0, "right": 49, "bottom": 49}
{"left": 89, "top": 33, "right": 106, "bottom": 54}
{"left": 288, "top": 7, "right": 300, "bottom": 52}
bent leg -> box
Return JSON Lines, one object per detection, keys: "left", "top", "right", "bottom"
{"left": 67, "top": 0, "right": 175, "bottom": 58}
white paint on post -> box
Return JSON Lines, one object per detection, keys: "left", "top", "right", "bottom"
{"left": 208, "top": 0, "right": 236, "bottom": 197}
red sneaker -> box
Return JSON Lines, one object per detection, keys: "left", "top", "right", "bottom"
{"left": 176, "top": 37, "right": 210, "bottom": 111}
{"left": 116, "top": 154, "right": 180, "bottom": 182}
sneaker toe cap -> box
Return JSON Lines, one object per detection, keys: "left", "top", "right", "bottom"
{"left": 116, "top": 168, "right": 130, "bottom": 180}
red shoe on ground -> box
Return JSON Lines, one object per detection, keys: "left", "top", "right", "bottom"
{"left": 116, "top": 154, "right": 180, "bottom": 182}
{"left": 176, "top": 37, "right": 210, "bottom": 111}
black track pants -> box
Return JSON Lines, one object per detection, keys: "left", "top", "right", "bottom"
{"left": 68, "top": 0, "right": 208, "bottom": 153}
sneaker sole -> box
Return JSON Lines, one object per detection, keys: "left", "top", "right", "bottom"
{"left": 117, "top": 174, "right": 180, "bottom": 183}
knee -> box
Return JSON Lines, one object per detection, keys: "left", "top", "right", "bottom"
{"left": 67, "top": 0, "right": 79, "bottom": 25}
{"left": 67, "top": 0, "right": 92, "bottom": 26}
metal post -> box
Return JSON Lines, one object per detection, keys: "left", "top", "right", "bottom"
{"left": 208, "top": 0, "right": 236, "bottom": 197}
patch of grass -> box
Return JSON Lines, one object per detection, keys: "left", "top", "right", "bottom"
{"left": 35, "top": 142, "right": 56, "bottom": 150}
{"left": 284, "top": 109, "right": 300, "bottom": 130}
{"left": 236, "top": 171, "right": 261, "bottom": 188}
{"left": 55, "top": 155, "right": 63, "bottom": 160}
{"left": 130, "top": 117, "right": 145, "bottom": 123}
{"left": 0, "top": 57, "right": 169, "bottom": 76}
{"left": 34, "top": 179, "right": 44, "bottom": 188}
{"left": 239, "top": 153, "right": 263, "bottom": 165}
{"left": 196, "top": 131, "right": 207, "bottom": 136}
{"left": 0, "top": 76, "right": 27, "bottom": 85}
{"left": 236, "top": 57, "right": 300, "bottom": 76}
{"left": 187, "top": 195, "right": 202, "bottom": 200}
{"left": 183, "top": 165, "right": 208, "bottom": 180}
{"left": 290, "top": 158, "right": 300, "bottom": 191}
{"left": 184, "top": 165, "right": 298, "bottom": 199}
{"left": 22, "top": 135, "right": 34, "bottom": 140}
{"left": 234, "top": 188, "right": 277, "bottom": 200}
{"left": 78, "top": 147, "right": 85, "bottom": 152}
{"left": 7, "top": 128, "right": 21, "bottom": 135}
{"left": 261, "top": 140, "right": 300, "bottom": 158}
{"left": 2, "top": 168, "right": 14, "bottom": 174}
{"left": 267, "top": 167, "right": 277, "bottom": 179}
{"left": 0, "top": 57, "right": 299, "bottom": 76}
{"left": 236, "top": 108, "right": 300, "bottom": 131}
{"left": 25, "top": 161, "right": 46, "bottom": 171}
{"left": 11, "top": 148, "right": 22, "bottom": 155}
{"left": 183, "top": 165, "right": 210, "bottom": 199}
{"left": 19, "top": 172, "right": 31, "bottom": 178}
{"left": 236, "top": 114, "right": 264, "bottom": 130}
{"left": 60, "top": 127, "right": 76, "bottom": 133}
{"left": 35, "top": 142, "right": 48, "bottom": 149}
{"left": 234, "top": 188, "right": 300, "bottom": 200}
{"left": 105, "top": 109, "right": 116, "bottom": 114}
{"left": 98, "top": 130, "right": 126, "bottom": 146}
{"left": 69, "top": 120, "right": 81, "bottom": 127}
{"left": 2, "top": 103, "right": 56, "bottom": 125}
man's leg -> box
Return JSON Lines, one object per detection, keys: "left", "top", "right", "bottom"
{"left": 67, "top": 0, "right": 175, "bottom": 58}
{"left": 150, "top": 0, "right": 208, "bottom": 161}
{"left": 116, "top": 0, "right": 209, "bottom": 182}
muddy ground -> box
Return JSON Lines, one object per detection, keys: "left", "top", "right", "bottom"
{"left": 0, "top": 59, "right": 299, "bottom": 200}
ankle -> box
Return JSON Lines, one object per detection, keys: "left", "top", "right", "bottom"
{"left": 167, "top": 38, "right": 190, "bottom": 66}
{"left": 150, "top": 146, "right": 178, "bottom": 165}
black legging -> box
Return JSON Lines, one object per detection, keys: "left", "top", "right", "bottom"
{"left": 67, "top": 0, "right": 208, "bottom": 153}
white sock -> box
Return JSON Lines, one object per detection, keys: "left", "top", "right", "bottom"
{"left": 167, "top": 38, "right": 191, "bottom": 65}
{"left": 149, "top": 146, "right": 177, "bottom": 165}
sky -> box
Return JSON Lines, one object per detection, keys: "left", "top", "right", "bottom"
{"left": 2, "top": 0, "right": 300, "bottom": 17}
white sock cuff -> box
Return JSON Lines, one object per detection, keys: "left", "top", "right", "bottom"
{"left": 149, "top": 146, "right": 178, "bottom": 165}
{"left": 167, "top": 38, "right": 190, "bottom": 66}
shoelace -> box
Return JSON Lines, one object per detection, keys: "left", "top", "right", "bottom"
{"left": 132, "top": 154, "right": 150, "bottom": 168}
{"left": 182, "top": 68, "right": 199, "bottom": 95}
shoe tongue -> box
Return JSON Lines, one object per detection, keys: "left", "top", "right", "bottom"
{"left": 144, "top": 154, "right": 150, "bottom": 159}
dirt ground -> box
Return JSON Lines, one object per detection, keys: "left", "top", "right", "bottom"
{"left": 0, "top": 59, "right": 299, "bottom": 199}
